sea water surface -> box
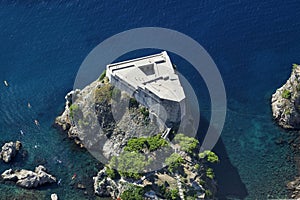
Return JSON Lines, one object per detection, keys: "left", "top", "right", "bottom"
{"left": 0, "top": 0, "right": 300, "bottom": 199}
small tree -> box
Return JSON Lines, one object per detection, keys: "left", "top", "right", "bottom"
{"left": 282, "top": 89, "right": 291, "bottom": 99}
{"left": 120, "top": 185, "right": 144, "bottom": 200}
{"left": 165, "top": 153, "right": 184, "bottom": 172}
{"left": 174, "top": 134, "right": 199, "bottom": 154}
{"left": 206, "top": 168, "right": 214, "bottom": 179}
{"left": 69, "top": 104, "right": 80, "bottom": 119}
{"left": 98, "top": 70, "right": 106, "bottom": 81}
{"left": 199, "top": 150, "right": 219, "bottom": 163}
{"left": 110, "top": 151, "right": 149, "bottom": 179}
{"left": 106, "top": 167, "right": 116, "bottom": 179}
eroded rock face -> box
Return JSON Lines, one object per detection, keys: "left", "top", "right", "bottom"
{"left": 55, "top": 80, "right": 160, "bottom": 157}
{"left": 93, "top": 167, "right": 119, "bottom": 198}
{"left": 272, "top": 65, "right": 300, "bottom": 129}
{"left": 1, "top": 165, "right": 56, "bottom": 188}
{"left": 0, "top": 141, "right": 22, "bottom": 163}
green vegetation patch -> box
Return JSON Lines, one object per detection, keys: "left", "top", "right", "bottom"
{"left": 206, "top": 168, "right": 214, "bottom": 179}
{"left": 129, "top": 98, "right": 139, "bottom": 108}
{"left": 94, "top": 83, "right": 113, "bottom": 103}
{"left": 199, "top": 150, "right": 219, "bottom": 163}
{"left": 159, "top": 185, "right": 180, "bottom": 200}
{"left": 282, "top": 89, "right": 291, "bottom": 99}
{"left": 120, "top": 184, "right": 145, "bottom": 200}
{"left": 173, "top": 134, "right": 199, "bottom": 154}
{"left": 140, "top": 107, "right": 150, "bottom": 118}
{"left": 105, "top": 167, "right": 117, "bottom": 179}
{"left": 110, "top": 151, "right": 151, "bottom": 179}
{"left": 98, "top": 70, "right": 106, "bottom": 81}
{"left": 293, "top": 63, "right": 299, "bottom": 70}
{"left": 165, "top": 153, "right": 184, "bottom": 172}
{"left": 124, "top": 134, "right": 168, "bottom": 153}
{"left": 69, "top": 104, "right": 80, "bottom": 119}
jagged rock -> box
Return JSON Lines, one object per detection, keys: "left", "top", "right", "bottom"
{"left": 51, "top": 193, "right": 58, "bottom": 200}
{"left": 93, "top": 167, "right": 120, "bottom": 198}
{"left": 1, "top": 165, "right": 56, "bottom": 188}
{"left": 272, "top": 64, "right": 300, "bottom": 129}
{"left": 0, "top": 141, "right": 22, "bottom": 163}
{"left": 287, "top": 177, "right": 300, "bottom": 199}
{"left": 57, "top": 77, "right": 217, "bottom": 199}
{"left": 93, "top": 167, "right": 111, "bottom": 197}
{"left": 55, "top": 80, "right": 160, "bottom": 157}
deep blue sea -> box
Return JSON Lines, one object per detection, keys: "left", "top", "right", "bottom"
{"left": 0, "top": 0, "right": 300, "bottom": 199}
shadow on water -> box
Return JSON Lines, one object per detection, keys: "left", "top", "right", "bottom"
{"left": 197, "top": 114, "right": 248, "bottom": 200}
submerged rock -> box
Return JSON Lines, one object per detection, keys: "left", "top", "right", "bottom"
{"left": 0, "top": 141, "right": 22, "bottom": 163}
{"left": 271, "top": 64, "right": 300, "bottom": 129}
{"left": 1, "top": 165, "right": 56, "bottom": 188}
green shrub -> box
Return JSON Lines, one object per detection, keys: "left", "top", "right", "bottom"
{"left": 284, "top": 108, "right": 291, "bottom": 115}
{"left": 124, "top": 134, "right": 168, "bottom": 153}
{"left": 147, "top": 134, "right": 168, "bottom": 151}
{"left": 129, "top": 98, "right": 139, "bottom": 108}
{"left": 199, "top": 150, "right": 219, "bottom": 163}
{"left": 282, "top": 89, "right": 291, "bottom": 99}
{"left": 165, "top": 153, "right": 184, "bottom": 172}
{"left": 293, "top": 63, "right": 299, "bottom": 70}
{"left": 110, "top": 151, "right": 150, "bottom": 179}
{"left": 140, "top": 107, "right": 150, "bottom": 118}
{"left": 206, "top": 168, "right": 214, "bottom": 179}
{"left": 170, "top": 189, "right": 180, "bottom": 200}
{"left": 195, "top": 164, "right": 200, "bottom": 170}
{"left": 124, "top": 137, "right": 148, "bottom": 152}
{"left": 120, "top": 185, "right": 144, "bottom": 200}
{"left": 98, "top": 70, "right": 106, "bottom": 81}
{"left": 174, "top": 134, "right": 199, "bottom": 154}
{"left": 106, "top": 167, "right": 116, "bottom": 179}
{"left": 205, "top": 189, "right": 212, "bottom": 198}
{"left": 94, "top": 83, "right": 113, "bottom": 103}
{"left": 69, "top": 104, "right": 79, "bottom": 119}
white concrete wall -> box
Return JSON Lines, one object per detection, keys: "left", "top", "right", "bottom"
{"left": 109, "top": 74, "right": 184, "bottom": 128}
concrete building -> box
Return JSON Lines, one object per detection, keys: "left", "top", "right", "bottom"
{"left": 106, "top": 51, "right": 185, "bottom": 128}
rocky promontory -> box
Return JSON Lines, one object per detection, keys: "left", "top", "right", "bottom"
{"left": 272, "top": 64, "right": 300, "bottom": 129}
{"left": 55, "top": 76, "right": 219, "bottom": 199}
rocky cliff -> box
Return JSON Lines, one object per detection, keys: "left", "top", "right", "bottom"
{"left": 272, "top": 64, "right": 300, "bottom": 129}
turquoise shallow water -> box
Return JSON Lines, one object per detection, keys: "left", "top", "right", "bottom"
{"left": 0, "top": 0, "right": 300, "bottom": 199}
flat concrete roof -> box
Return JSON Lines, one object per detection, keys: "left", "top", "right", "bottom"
{"left": 107, "top": 51, "right": 185, "bottom": 102}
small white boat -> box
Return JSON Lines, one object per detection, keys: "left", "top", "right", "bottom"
{"left": 34, "top": 120, "right": 39, "bottom": 126}
{"left": 27, "top": 102, "right": 31, "bottom": 108}
{"left": 4, "top": 80, "right": 8, "bottom": 87}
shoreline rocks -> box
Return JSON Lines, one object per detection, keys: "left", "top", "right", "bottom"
{"left": 1, "top": 165, "right": 56, "bottom": 188}
{"left": 287, "top": 177, "right": 300, "bottom": 199}
{"left": 57, "top": 79, "right": 217, "bottom": 199}
{"left": 0, "top": 141, "right": 22, "bottom": 163}
{"left": 271, "top": 64, "right": 300, "bottom": 129}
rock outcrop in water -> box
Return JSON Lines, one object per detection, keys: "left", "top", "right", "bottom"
{"left": 56, "top": 77, "right": 218, "bottom": 199}
{"left": 272, "top": 64, "right": 300, "bottom": 129}
{"left": 1, "top": 165, "right": 56, "bottom": 188}
{"left": 0, "top": 141, "right": 22, "bottom": 163}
